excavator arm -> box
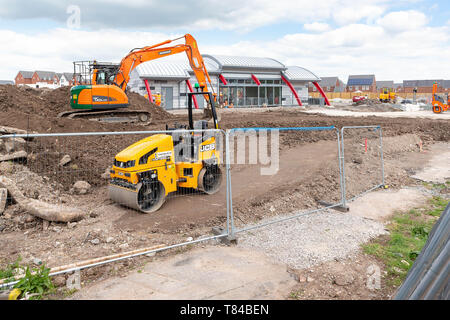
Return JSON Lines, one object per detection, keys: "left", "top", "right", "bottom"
{"left": 114, "top": 34, "right": 215, "bottom": 105}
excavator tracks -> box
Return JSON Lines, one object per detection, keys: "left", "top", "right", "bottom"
{"left": 57, "top": 109, "right": 152, "bottom": 125}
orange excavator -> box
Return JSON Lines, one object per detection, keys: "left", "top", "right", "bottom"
{"left": 60, "top": 34, "right": 217, "bottom": 123}
{"left": 432, "top": 82, "right": 449, "bottom": 113}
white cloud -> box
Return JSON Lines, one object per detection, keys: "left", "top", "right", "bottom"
{"left": 0, "top": 0, "right": 390, "bottom": 31}
{"left": 332, "top": 5, "right": 386, "bottom": 25}
{"left": 304, "top": 22, "right": 330, "bottom": 32}
{"left": 376, "top": 10, "right": 428, "bottom": 32}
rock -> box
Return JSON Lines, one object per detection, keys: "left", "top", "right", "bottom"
{"left": 67, "top": 221, "right": 77, "bottom": 229}
{"left": 119, "top": 243, "right": 129, "bottom": 250}
{"left": 307, "top": 276, "right": 315, "bottom": 282}
{"left": 186, "top": 237, "right": 193, "bottom": 242}
{"left": 101, "top": 166, "right": 112, "bottom": 179}
{"left": 90, "top": 238, "right": 100, "bottom": 245}
{"left": 72, "top": 181, "right": 91, "bottom": 195}
{"left": 352, "top": 157, "right": 363, "bottom": 164}
{"left": 33, "top": 257, "right": 42, "bottom": 266}
{"left": 59, "top": 155, "right": 71, "bottom": 166}
{"left": 106, "top": 237, "right": 114, "bottom": 243}
{"left": 0, "top": 188, "right": 7, "bottom": 214}
{"left": 89, "top": 211, "right": 99, "bottom": 218}
{"left": 3, "top": 213, "right": 12, "bottom": 219}
{"left": 269, "top": 206, "right": 275, "bottom": 212}
{"left": 52, "top": 226, "right": 62, "bottom": 233}
{"left": 0, "top": 161, "right": 14, "bottom": 174}
{"left": 334, "top": 274, "right": 354, "bottom": 286}
{"left": 4, "top": 138, "right": 26, "bottom": 153}
{"left": 52, "top": 275, "right": 66, "bottom": 287}
{"left": 146, "top": 252, "right": 156, "bottom": 257}
{"left": 24, "top": 214, "right": 35, "bottom": 223}
{"left": 71, "top": 164, "right": 78, "bottom": 170}
{"left": 0, "top": 151, "right": 28, "bottom": 162}
{"left": 42, "top": 220, "right": 49, "bottom": 230}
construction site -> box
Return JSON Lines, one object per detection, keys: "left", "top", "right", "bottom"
{"left": 0, "top": 28, "right": 449, "bottom": 303}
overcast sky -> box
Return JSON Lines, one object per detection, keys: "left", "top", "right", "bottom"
{"left": 0, "top": 0, "right": 448, "bottom": 82}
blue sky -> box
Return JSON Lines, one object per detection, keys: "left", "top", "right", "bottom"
{"left": 0, "top": 0, "right": 448, "bottom": 82}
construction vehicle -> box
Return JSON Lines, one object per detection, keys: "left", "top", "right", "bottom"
{"left": 432, "top": 82, "right": 449, "bottom": 113}
{"left": 379, "top": 88, "right": 396, "bottom": 103}
{"left": 61, "top": 34, "right": 217, "bottom": 123}
{"left": 108, "top": 89, "right": 221, "bottom": 213}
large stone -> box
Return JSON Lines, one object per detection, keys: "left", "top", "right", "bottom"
{"left": 0, "top": 188, "right": 7, "bottom": 214}
{"left": 59, "top": 154, "right": 71, "bottom": 166}
{"left": 72, "top": 180, "right": 91, "bottom": 195}
{"left": 4, "top": 138, "right": 26, "bottom": 153}
{"left": 0, "top": 151, "right": 27, "bottom": 162}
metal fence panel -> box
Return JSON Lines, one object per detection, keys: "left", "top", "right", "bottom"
{"left": 225, "top": 126, "right": 345, "bottom": 237}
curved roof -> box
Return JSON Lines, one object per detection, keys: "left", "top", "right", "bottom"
{"left": 283, "top": 66, "right": 320, "bottom": 81}
{"left": 203, "top": 54, "right": 285, "bottom": 70}
{"left": 135, "top": 61, "right": 190, "bottom": 80}
{"left": 135, "top": 57, "right": 220, "bottom": 79}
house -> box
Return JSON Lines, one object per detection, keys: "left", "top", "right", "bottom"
{"left": 346, "top": 74, "right": 376, "bottom": 92}
{"left": 309, "top": 76, "right": 345, "bottom": 93}
{"left": 15, "top": 71, "right": 34, "bottom": 85}
{"left": 56, "top": 72, "right": 74, "bottom": 86}
{"left": 402, "top": 79, "right": 445, "bottom": 93}
{"left": 376, "top": 80, "right": 394, "bottom": 92}
{"left": 32, "top": 70, "right": 58, "bottom": 88}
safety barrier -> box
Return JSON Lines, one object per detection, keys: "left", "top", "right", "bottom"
{"left": 0, "top": 125, "right": 385, "bottom": 289}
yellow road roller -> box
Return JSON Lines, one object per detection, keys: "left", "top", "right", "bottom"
{"left": 108, "top": 91, "right": 222, "bottom": 213}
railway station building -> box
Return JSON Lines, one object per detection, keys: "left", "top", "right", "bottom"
{"left": 129, "top": 55, "right": 328, "bottom": 110}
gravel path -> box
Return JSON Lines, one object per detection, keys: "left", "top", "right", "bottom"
{"left": 237, "top": 210, "right": 388, "bottom": 269}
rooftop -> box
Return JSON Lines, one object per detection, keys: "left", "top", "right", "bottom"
{"left": 282, "top": 66, "right": 320, "bottom": 82}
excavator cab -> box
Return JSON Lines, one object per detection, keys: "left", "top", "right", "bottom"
{"left": 108, "top": 90, "right": 222, "bottom": 213}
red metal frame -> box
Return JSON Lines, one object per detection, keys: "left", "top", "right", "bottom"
{"left": 185, "top": 79, "right": 199, "bottom": 109}
{"left": 281, "top": 74, "right": 302, "bottom": 106}
{"left": 251, "top": 74, "right": 261, "bottom": 86}
{"left": 219, "top": 74, "right": 228, "bottom": 85}
{"left": 312, "top": 81, "right": 330, "bottom": 106}
{"left": 144, "top": 79, "right": 153, "bottom": 103}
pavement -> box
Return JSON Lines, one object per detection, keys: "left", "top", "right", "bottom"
{"left": 72, "top": 246, "right": 296, "bottom": 300}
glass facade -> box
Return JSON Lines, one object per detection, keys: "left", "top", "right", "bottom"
{"left": 218, "top": 77, "right": 282, "bottom": 108}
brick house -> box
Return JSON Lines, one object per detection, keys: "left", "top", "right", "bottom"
{"left": 376, "top": 80, "right": 394, "bottom": 92}
{"left": 32, "top": 71, "right": 58, "bottom": 87}
{"left": 309, "top": 76, "right": 345, "bottom": 93}
{"left": 15, "top": 71, "right": 34, "bottom": 85}
{"left": 346, "top": 74, "right": 376, "bottom": 92}
{"left": 401, "top": 79, "right": 446, "bottom": 93}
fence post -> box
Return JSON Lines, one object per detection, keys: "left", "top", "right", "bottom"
{"left": 225, "top": 130, "right": 235, "bottom": 239}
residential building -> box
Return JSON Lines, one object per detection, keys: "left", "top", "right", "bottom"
{"left": 346, "top": 74, "right": 376, "bottom": 92}
{"left": 15, "top": 70, "right": 74, "bottom": 88}
{"left": 309, "top": 76, "right": 345, "bottom": 93}
{"left": 376, "top": 80, "right": 394, "bottom": 92}
{"left": 401, "top": 79, "right": 446, "bottom": 93}
{"left": 15, "top": 71, "right": 34, "bottom": 85}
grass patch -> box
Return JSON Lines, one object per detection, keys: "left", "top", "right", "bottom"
{"left": 0, "top": 257, "right": 54, "bottom": 300}
{"left": 362, "top": 196, "right": 448, "bottom": 287}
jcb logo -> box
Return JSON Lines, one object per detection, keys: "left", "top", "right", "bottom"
{"left": 200, "top": 144, "right": 215, "bottom": 152}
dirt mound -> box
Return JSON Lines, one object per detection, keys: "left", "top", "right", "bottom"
{"left": 0, "top": 84, "right": 172, "bottom": 122}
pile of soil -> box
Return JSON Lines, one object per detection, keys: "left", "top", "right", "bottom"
{"left": 0, "top": 84, "right": 172, "bottom": 122}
